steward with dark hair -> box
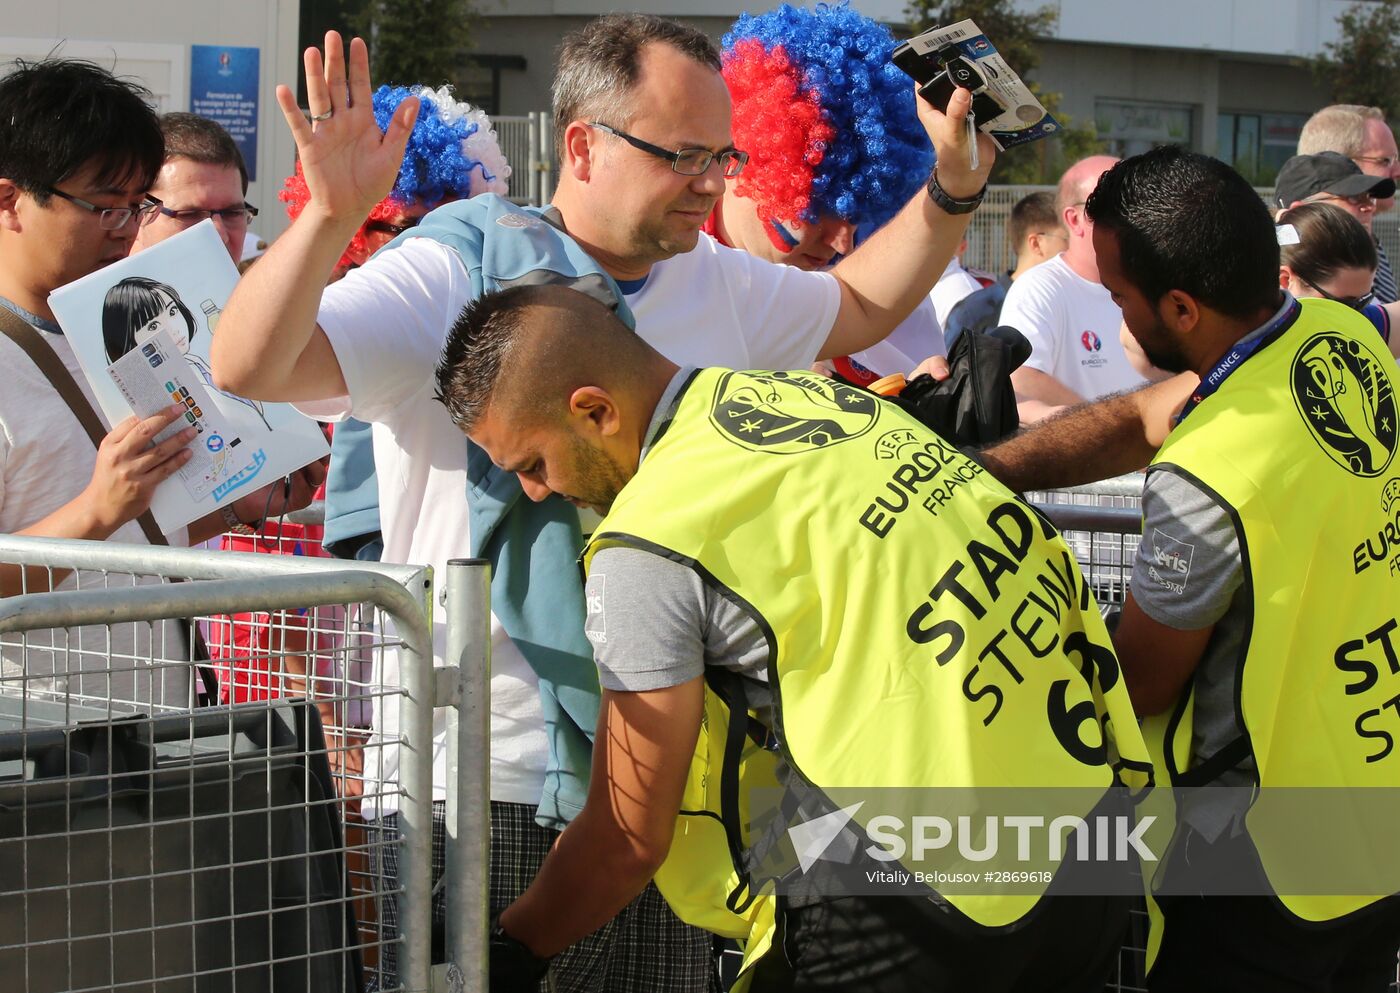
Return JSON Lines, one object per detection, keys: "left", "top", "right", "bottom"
{"left": 1086, "top": 145, "right": 1280, "bottom": 324}
{"left": 1053, "top": 145, "right": 1400, "bottom": 992}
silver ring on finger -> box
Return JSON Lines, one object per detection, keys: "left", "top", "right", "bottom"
{"left": 309, "top": 109, "right": 334, "bottom": 122}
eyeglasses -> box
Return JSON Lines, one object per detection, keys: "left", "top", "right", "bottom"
{"left": 364, "top": 217, "right": 419, "bottom": 238}
{"left": 1307, "top": 191, "right": 1378, "bottom": 210}
{"left": 1355, "top": 155, "right": 1398, "bottom": 169}
{"left": 46, "top": 187, "right": 163, "bottom": 230}
{"left": 1301, "top": 276, "right": 1375, "bottom": 312}
{"left": 150, "top": 202, "right": 259, "bottom": 229}
{"left": 589, "top": 122, "right": 748, "bottom": 178}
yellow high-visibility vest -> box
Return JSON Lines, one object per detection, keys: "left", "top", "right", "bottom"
{"left": 1147, "top": 298, "right": 1400, "bottom": 924}
{"left": 583, "top": 368, "right": 1153, "bottom": 975}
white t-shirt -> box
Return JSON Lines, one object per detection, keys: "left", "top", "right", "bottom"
{"left": 929, "top": 257, "right": 984, "bottom": 330}
{"left": 998, "top": 253, "right": 1144, "bottom": 400}
{"left": 0, "top": 311, "right": 193, "bottom": 711}
{"left": 302, "top": 232, "right": 838, "bottom": 813}
{"left": 844, "top": 297, "right": 946, "bottom": 379}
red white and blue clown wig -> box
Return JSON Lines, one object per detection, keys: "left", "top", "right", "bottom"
{"left": 722, "top": 2, "right": 934, "bottom": 250}
{"left": 281, "top": 84, "right": 511, "bottom": 267}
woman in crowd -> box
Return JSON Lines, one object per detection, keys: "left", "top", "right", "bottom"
{"left": 1277, "top": 201, "right": 1400, "bottom": 359}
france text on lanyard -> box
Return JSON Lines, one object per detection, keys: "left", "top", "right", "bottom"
{"left": 1174, "top": 297, "right": 1301, "bottom": 426}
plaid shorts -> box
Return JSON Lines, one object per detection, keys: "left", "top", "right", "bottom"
{"left": 370, "top": 800, "right": 717, "bottom": 992}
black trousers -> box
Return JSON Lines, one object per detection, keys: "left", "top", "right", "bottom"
{"left": 750, "top": 891, "right": 1131, "bottom": 993}
{"left": 1150, "top": 828, "right": 1400, "bottom": 993}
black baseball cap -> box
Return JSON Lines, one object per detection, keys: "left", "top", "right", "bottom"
{"left": 1274, "top": 151, "right": 1397, "bottom": 209}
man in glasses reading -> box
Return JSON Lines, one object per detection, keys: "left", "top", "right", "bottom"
{"left": 0, "top": 60, "right": 317, "bottom": 705}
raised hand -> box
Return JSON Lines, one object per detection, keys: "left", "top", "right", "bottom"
{"left": 274, "top": 31, "right": 421, "bottom": 223}
{"left": 914, "top": 86, "right": 998, "bottom": 200}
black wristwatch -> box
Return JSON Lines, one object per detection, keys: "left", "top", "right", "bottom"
{"left": 926, "top": 170, "right": 987, "bottom": 215}
{"left": 489, "top": 916, "right": 553, "bottom": 990}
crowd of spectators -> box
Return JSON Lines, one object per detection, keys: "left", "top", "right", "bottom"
{"left": 0, "top": 4, "right": 1398, "bottom": 992}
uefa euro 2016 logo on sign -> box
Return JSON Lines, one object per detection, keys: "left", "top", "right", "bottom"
{"left": 1292, "top": 333, "right": 1397, "bottom": 478}
{"left": 710, "top": 370, "right": 879, "bottom": 455}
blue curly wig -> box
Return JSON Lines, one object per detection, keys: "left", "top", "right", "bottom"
{"left": 723, "top": 2, "right": 934, "bottom": 228}
{"left": 370, "top": 84, "right": 505, "bottom": 204}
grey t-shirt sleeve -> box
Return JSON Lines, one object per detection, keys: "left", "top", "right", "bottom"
{"left": 1130, "top": 468, "right": 1244, "bottom": 630}
{"left": 586, "top": 546, "right": 708, "bottom": 692}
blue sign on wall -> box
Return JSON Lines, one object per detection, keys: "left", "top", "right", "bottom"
{"left": 189, "top": 45, "right": 260, "bottom": 182}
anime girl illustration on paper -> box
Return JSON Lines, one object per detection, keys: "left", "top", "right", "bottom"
{"left": 101, "top": 276, "right": 272, "bottom": 431}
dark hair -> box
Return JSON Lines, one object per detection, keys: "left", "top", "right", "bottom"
{"left": 0, "top": 58, "right": 163, "bottom": 203}
{"left": 553, "top": 14, "right": 721, "bottom": 160}
{"left": 1085, "top": 145, "right": 1279, "bottom": 319}
{"left": 102, "top": 277, "right": 195, "bottom": 363}
{"left": 159, "top": 112, "right": 248, "bottom": 192}
{"left": 436, "top": 283, "right": 648, "bottom": 432}
{"left": 1276, "top": 202, "right": 1377, "bottom": 286}
{"left": 435, "top": 286, "right": 535, "bottom": 431}
{"left": 1007, "top": 191, "right": 1060, "bottom": 249}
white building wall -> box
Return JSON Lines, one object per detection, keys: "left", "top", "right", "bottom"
{"left": 480, "top": 0, "right": 1355, "bottom": 58}
{"left": 474, "top": 0, "right": 1344, "bottom": 183}
{"left": 0, "top": 0, "right": 301, "bottom": 238}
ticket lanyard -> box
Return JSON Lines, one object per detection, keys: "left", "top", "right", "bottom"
{"left": 1174, "top": 296, "right": 1300, "bottom": 425}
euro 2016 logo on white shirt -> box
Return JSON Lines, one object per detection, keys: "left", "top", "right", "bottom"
{"left": 1148, "top": 528, "right": 1195, "bottom": 595}
{"left": 1080, "top": 331, "right": 1101, "bottom": 353}
{"left": 710, "top": 370, "right": 879, "bottom": 455}
{"left": 1292, "top": 333, "right": 1397, "bottom": 478}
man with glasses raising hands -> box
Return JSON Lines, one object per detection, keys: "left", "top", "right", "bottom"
{"left": 131, "top": 113, "right": 258, "bottom": 265}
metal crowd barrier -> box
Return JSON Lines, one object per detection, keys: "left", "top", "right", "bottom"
{"left": 0, "top": 534, "right": 490, "bottom": 993}
{"left": 1030, "top": 485, "right": 1146, "bottom": 993}
{"left": 6, "top": 481, "right": 1390, "bottom": 992}
{"left": 1033, "top": 480, "right": 1400, "bottom": 992}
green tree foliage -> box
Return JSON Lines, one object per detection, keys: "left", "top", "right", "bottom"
{"left": 1309, "top": 0, "right": 1400, "bottom": 117}
{"left": 901, "top": 0, "right": 1104, "bottom": 183}
{"left": 355, "top": 0, "right": 479, "bottom": 90}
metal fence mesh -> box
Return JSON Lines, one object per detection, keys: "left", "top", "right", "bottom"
{"left": 0, "top": 535, "right": 434, "bottom": 993}
{"left": 962, "top": 186, "right": 1400, "bottom": 281}
{"left": 1032, "top": 489, "right": 1145, "bottom": 993}
{"left": 492, "top": 114, "right": 535, "bottom": 204}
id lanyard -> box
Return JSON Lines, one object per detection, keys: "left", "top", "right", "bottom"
{"left": 1174, "top": 296, "right": 1301, "bottom": 426}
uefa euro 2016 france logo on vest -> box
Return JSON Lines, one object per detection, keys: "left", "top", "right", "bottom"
{"left": 709, "top": 370, "right": 880, "bottom": 455}
{"left": 1291, "top": 332, "right": 1397, "bottom": 477}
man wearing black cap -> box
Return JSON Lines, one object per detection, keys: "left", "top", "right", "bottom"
{"left": 1274, "top": 150, "right": 1397, "bottom": 242}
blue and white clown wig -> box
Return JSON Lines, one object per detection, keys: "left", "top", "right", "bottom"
{"left": 281, "top": 84, "right": 511, "bottom": 267}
